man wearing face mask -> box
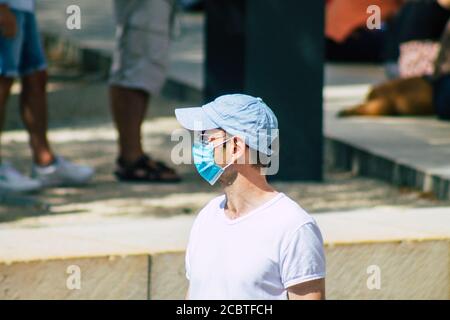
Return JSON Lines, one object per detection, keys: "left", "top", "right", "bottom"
{"left": 175, "top": 94, "right": 326, "bottom": 300}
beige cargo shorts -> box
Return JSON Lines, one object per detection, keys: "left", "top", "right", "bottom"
{"left": 109, "top": 0, "right": 176, "bottom": 95}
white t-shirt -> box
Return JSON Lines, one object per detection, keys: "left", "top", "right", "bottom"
{"left": 0, "top": 0, "right": 34, "bottom": 12}
{"left": 186, "top": 192, "right": 326, "bottom": 300}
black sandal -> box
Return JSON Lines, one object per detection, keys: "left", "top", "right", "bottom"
{"left": 114, "top": 154, "right": 181, "bottom": 183}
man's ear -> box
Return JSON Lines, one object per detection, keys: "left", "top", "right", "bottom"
{"left": 233, "top": 136, "right": 247, "bottom": 164}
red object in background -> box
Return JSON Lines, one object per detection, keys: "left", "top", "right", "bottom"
{"left": 326, "top": 0, "right": 403, "bottom": 43}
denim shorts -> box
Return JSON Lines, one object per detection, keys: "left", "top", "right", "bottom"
{"left": 0, "top": 9, "right": 47, "bottom": 78}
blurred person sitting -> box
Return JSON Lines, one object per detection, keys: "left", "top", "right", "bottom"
{"left": 0, "top": 0, "right": 94, "bottom": 193}
{"left": 338, "top": 0, "right": 450, "bottom": 120}
{"left": 325, "top": 0, "right": 403, "bottom": 63}
{"left": 392, "top": 0, "right": 450, "bottom": 78}
{"left": 432, "top": 0, "right": 450, "bottom": 120}
{"left": 109, "top": 0, "right": 181, "bottom": 182}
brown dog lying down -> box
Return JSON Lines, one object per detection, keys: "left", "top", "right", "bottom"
{"left": 338, "top": 77, "right": 435, "bottom": 117}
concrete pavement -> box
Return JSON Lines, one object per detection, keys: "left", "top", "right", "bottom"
{"left": 2, "top": 87, "right": 450, "bottom": 299}
{"left": 2, "top": 93, "right": 448, "bottom": 225}
{"left": 1, "top": 207, "right": 449, "bottom": 299}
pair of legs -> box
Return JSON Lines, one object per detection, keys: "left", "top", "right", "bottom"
{"left": 338, "top": 96, "right": 435, "bottom": 117}
{"left": 109, "top": 85, "right": 180, "bottom": 181}
{"left": 110, "top": 0, "right": 179, "bottom": 182}
{"left": 337, "top": 99, "right": 397, "bottom": 117}
{"left": 338, "top": 77, "right": 435, "bottom": 117}
{"left": 0, "top": 70, "right": 54, "bottom": 166}
{"left": 0, "top": 8, "right": 94, "bottom": 191}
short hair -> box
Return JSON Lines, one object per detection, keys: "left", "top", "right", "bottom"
{"left": 219, "top": 130, "right": 271, "bottom": 168}
{"left": 249, "top": 147, "right": 271, "bottom": 168}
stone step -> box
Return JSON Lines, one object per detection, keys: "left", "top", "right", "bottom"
{"left": 325, "top": 84, "right": 450, "bottom": 200}
{"left": 1, "top": 207, "right": 449, "bottom": 299}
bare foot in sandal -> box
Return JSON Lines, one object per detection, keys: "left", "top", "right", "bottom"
{"left": 114, "top": 154, "right": 181, "bottom": 183}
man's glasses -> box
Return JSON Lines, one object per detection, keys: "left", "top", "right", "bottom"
{"left": 196, "top": 131, "right": 227, "bottom": 145}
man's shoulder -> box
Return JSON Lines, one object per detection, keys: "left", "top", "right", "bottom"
{"left": 270, "top": 194, "right": 316, "bottom": 230}
{"left": 268, "top": 195, "right": 323, "bottom": 252}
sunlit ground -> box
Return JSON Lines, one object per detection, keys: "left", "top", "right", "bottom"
{"left": 1, "top": 91, "right": 448, "bottom": 229}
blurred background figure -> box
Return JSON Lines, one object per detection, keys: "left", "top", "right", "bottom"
{"left": 432, "top": 0, "right": 450, "bottom": 119}
{"left": 0, "top": 0, "right": 94, "bottom": 193}
{"left": 393, "top": 0, "right": 450, "bottom": 78}
{"left": 109, "top": 0, "right": 181, "bottom": 183}
{"left": 178, "top": 0, "right": 204, "bottom": 11}
{"left": 325, "top": 0, "right": 403, "bottom": 65}
{"left": 336, "top": 0, "right": 450, "bottom": 121}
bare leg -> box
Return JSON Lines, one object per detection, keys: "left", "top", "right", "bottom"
{"left": 338, "top": 98, "right": 396, "bottom": 117}
{"left": 0, "top": 76, "right": 14, "bottom": 162}
{"left": 109, "top": 85, "right": 180, "bottom": 181}
{"left": 109, "top": 85, "right": 149, "bottom": 164}
{"left": 20, "top": 70, "right": 54, "bottom": 166}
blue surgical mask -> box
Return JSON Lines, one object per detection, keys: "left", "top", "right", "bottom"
{"left": 192, "top": 138, "right": 233, "bottom": 185}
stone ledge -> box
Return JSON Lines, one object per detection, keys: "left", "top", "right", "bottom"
{"left": 0, "top": 254, "right": 149, "bottom": 300}
{"left": 326, "top": 138, "right": 450, "bottom": 200}
{"left": 1, "top": 208, "right": 449, "bottom": 299}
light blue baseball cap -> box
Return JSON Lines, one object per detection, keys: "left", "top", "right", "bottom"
{"left": 175, "top": 94, "right": 278, "bottom": 155}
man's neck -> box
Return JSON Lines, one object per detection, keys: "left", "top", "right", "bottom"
{"left": 222, "top": 172, "right": 278, "bottom": 220}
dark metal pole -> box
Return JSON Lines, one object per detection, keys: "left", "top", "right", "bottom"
{"left": 204, "top": 0, "right": 246, "bottom": 102}
{"left": 205, "top": 0, "right": 324, "bottom": 181}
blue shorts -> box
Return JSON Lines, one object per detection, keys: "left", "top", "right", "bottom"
{"left": 0, "top": 9, "right": 47, "bottom": 78}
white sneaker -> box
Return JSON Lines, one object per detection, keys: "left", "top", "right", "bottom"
{"left": 32, "top": 156, "right": 95, "bottom": 187}
{"left": 0, "top": 162, "right": 42, "bottom": 193}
